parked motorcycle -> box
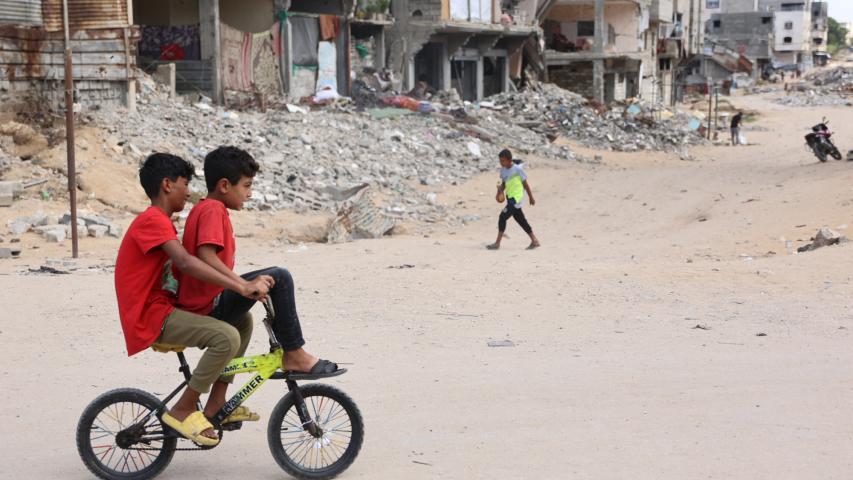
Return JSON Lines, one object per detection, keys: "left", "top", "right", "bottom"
{"left": 805, "top": 119, "right": 842, "bottom": 162}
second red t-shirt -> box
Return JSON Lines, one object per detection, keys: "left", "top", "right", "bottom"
{"left": 177, "top": 198, "right": 235, "bottom": 314}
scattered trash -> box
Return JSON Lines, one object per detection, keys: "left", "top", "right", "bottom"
{"left": 487, "top": 340, "right": 516, "bottom": 347}
{"left": 692, "top": 324, "right": 711, "bottom": 330}
{"left": 387, "top": 264, "right": 415, "bottom": 269}
{"left": 756, "top": 332, "right": 767, "bottom": 337}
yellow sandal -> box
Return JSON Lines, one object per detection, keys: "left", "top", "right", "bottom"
{"left": 162, "top": 411, "right": 219, "bottom": 446}
{"left": 222, "top": 405, "right": 260, "bottom": 424}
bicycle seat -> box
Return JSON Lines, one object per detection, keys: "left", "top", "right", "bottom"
{"left": 151, "top": 343, "right": 186, "bottom": 353}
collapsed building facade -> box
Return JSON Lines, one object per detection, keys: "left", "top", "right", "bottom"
{"left": 536, "top": 0, "right": 699, "bottom": 104}
{"left": 386, "top": 0, "right": 541, "bottom": 101}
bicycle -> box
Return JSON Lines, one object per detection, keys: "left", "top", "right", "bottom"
{"left": 76, "top": 300, "right": 363, "bottom": 480}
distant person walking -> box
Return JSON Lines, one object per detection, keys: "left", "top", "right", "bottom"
{"left": 730, "top": 111, "right": 743, "bottom": 146}
{"left": 486, "top": 149, "right": 541, "bottom": 250}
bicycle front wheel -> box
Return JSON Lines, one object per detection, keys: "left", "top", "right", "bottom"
{"left": 76, "top": 388, "right": 176, "bottom": 480}
{"left": 268, "top": 383, "right": 364, "bottom": 479}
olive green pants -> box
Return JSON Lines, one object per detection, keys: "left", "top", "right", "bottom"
{"left": 157, "top": 309, "right": 253, "bottom": 394}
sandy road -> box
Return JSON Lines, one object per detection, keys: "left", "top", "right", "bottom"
{"left": 1, "top": 92, "right": 853, "bottom": 479}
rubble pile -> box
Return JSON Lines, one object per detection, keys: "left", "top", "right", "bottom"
{"left": 484, "top": 83, "right": 708, "bottom": 152}
{"left": 774, "top": 66, "right": 853, "bottom": 107}
{"left": 91, "top": 78, "right": 564, "bottom": 225}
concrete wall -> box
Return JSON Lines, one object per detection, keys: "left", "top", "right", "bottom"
{"left": 221, "top": 0, "right": 275, "bottom": 32}
{"left": 773, "top": 10, "right": 808, "bottom": 52}
{"left": 409, "top": 0, "right": 443, "bottom": 20}
{"left": 548, "top": 61, "right": 594, "bottom": 97}
{"left": 546, "top": 3, "right": 641, "bottom": 52}
{"left": 706, "top": 12, "right": 773, "bottom": 58}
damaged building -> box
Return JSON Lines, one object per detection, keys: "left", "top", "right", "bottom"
{"left": 537, "top": 0, "right": 658, "bottom": 103}
{"left": 0, "top": 0, "right": 139, "bottom": 111}
{"left": 133, "top": 0, "right": 364, "bottom": 103}
{"left": 703, "top": 0, "right": 829, "bottom": 73}
{"left": 387, "top": 0, "right": 540, "bottom": 101}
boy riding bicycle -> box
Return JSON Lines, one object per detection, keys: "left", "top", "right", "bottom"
{"left": 177, "top": 146, "right": 338, "bottom": 377}
{"left": 115, "top": 153, "right": 270, "bottom": 446}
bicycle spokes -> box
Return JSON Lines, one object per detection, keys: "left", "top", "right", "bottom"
{"left": 279, "top": 396, "right": 353, "bottom": 471}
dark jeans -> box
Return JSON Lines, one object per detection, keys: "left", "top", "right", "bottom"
{"left": 208, "top": 267, "right": 305, "bottom": 351}
{"left": 498, "top": 198, "right": 533, "bottom": 234}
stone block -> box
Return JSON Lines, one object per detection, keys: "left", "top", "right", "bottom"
{"left": 88, "top": 225, "right": 109, "bottom": 238}
{"left": 108, "top": 224, "right": 123, "bottom": 238}
{"left": 44, "top": 229, "right": 65, "bottom": 243}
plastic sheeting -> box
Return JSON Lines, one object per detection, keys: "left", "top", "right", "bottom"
{"left": 290, "top": 15, "right": 319, "bottom": 66}
{"left": 221, "top": 22, "right": 253, "bottom": 91}
{"left": 316, "top": 41, "right": 337, "bottom": 93}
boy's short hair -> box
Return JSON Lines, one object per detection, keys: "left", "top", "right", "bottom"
{"left": 139, "top": 153, "right": 195, "bottom": 199}
{"left": 204, "top": 146, "right": 260, "bottom": 192}
{"left": 498, "top": 149, "right": 513, "bottom": 160}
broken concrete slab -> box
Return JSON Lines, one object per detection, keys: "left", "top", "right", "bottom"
{"left": 108, "top": 224, "right": 123, "bottom": 238}
{"left": 0, "top": 247, "right": 21, "bottom": 259}
{"left": 327, "top": 186, "right": 395, "bottom": 243}
{"left": 7, "top": 220, "right": 29, "bottom": 236}
{"left": 812, "top": 227, "right": 844, "bottom": 248}
{"left": 88, "top": 225, "right": 109, "bottom": 238}
{"left": 44, "top": 229, "right": 65, "bottom": 243}
{"left": 0, "top": 181, "right": 13, "bottom": 207}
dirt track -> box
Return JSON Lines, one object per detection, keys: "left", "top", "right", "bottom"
{"left": 2, "top": 91, "right": 853, "bottom": 479}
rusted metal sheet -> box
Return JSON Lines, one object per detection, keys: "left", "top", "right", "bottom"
{"left": 42, "top": 0, "right": 129, "bottom": 32}
{"left": 0, "top": 25, "right": 138, "bottom": 81}
{"left": 0, "top": 0, "right": 43, "bottom": 27}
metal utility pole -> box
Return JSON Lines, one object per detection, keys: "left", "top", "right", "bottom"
{"left": 62, "top": 0, "right": 78, "bottom": 258}
{"left": 592, "top": 0, "right": 605, "bottom": 103}
{"left": 707, "top": 80, "right": 713, "bottom": 140}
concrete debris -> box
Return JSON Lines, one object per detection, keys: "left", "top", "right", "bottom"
{"left": 91, "top": 72, "right": 567, "bottom": 229}
{"left": 774, "top": 67, "right": 853, "bottom": 107}
{"left": 327, "top": 186, "right": 395, "bottom": 243}
{"left": 797, "top": 227, "right": 848, "bottom": 252}
{"left": 483, "top": 83, "right": 709, "bottom": 152}
{"left": 0, "top": 246, "right": 21, "bottom": 259}
{"left": 88, "top": 225, "right": 109, "bottom": 238}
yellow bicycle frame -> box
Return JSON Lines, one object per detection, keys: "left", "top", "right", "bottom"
{"left": 212, "top": 348, "right": 283, "bottom": 424}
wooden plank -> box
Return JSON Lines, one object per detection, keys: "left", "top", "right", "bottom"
{"left": 0, "top": 64, "right": 133, "bottom": 80}
{"left": 0, "top": 38, "right": 132, "bottom": 53}
{"left": 0, "top": 51, "right": 129, "bottom": 65}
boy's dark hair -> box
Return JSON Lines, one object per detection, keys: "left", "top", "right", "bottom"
{"left": 204, "top": 146, "right": 260, "bottom": 192}
{"left": 498, "top": 149, "right": 512, "bottom": 160}
{"left": 139, "top": 153, "right": 195, "bottom": 199}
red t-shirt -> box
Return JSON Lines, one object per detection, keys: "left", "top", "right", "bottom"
{"left": 177, "top": 199, "right": 235, "bottom": 314}
{"left": 115, "top": 206, "right": 179, "bottom": 356}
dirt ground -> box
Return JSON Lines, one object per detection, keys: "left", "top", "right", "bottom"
{"left": 2, "top": 91, "right": 853, "bottom": 479}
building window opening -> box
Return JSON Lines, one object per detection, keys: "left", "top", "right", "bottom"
{"left": 712, "top": 20, "right": 721, "bottom": 28}
{"left": 784, "top": 21, "right": 793, "bottom": 29}
{"left": 783, "top": 36, "right": 793, "bottom": 44}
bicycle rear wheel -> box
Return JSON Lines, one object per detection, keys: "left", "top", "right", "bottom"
{"left": 76, "top": 388, "right": 176, "bottom": 480}
{"left": 268, "top": 384, "right": 364, "bottom": 479}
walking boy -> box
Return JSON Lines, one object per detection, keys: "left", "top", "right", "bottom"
{"left": 486, "top": 149, "right": 541, "bottom": 250}
{"left": 177, "top": 146, "right": 338, "bottom": 382}
{"left": 115, "top": 153, "right": 272, "bottom": 446}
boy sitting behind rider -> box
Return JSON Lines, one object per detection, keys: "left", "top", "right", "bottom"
{"left": 115, "top": 153, "right": 271, "bottom": 446}
{"left": 177, "top": 146, "right": 338, "bottom": 378}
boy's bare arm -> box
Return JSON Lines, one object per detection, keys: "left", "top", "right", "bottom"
{"left": 161, "top": 240, "right": 270, "bottom": 299}
{"left": 196, "top": 244, "right": 271, "bottom": 289}
{"left": 522, "top": 180, "right": 536, "bottom": 206}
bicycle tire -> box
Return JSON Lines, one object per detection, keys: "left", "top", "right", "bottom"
{"left": 267, "top": 384, "right": 364, "bottom": 480}
{"left": 76, "top": 388, "right": 176, "bottom": 480}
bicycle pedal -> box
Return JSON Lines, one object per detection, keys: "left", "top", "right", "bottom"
{"left": 221, "top": 421, "right": 243, "bottom": 431}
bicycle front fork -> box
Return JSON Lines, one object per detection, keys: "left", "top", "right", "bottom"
{"left": 287, "top": 379, "right": 323, "bottom": 438}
